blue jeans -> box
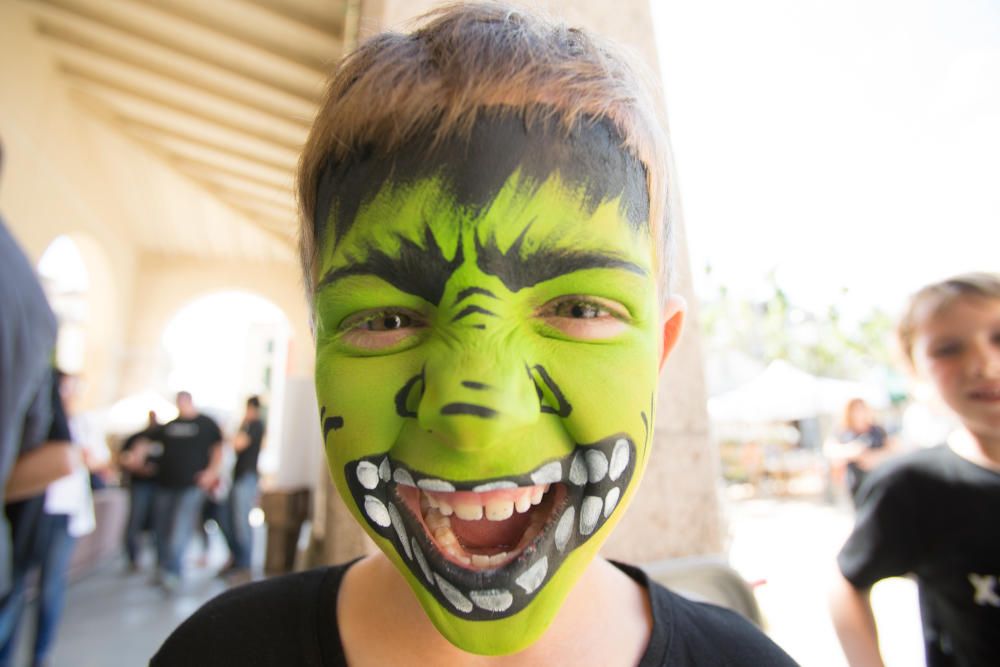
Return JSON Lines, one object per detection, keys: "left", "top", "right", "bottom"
{"left": 153, "top": 486, "right": 205, "bottom": 577}
{"left": 0, "top": 512, "right": 77, "bottom": 666}
{"left": 124, "top": 480, "right": 157, "bottom": 566}
{"left": 227, "top": 473, "right": 258, "bottom": 568}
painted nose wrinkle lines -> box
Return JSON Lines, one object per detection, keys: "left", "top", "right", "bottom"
{"left": 417, "top": 340, "right": 541, "bottom": 451}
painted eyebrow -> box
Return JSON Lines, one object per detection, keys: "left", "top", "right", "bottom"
{"left": 317, "top": 226, "right": 462, "bottom": 306}
{"left": 474, "top": 226, "right": 647, "bottom": 293}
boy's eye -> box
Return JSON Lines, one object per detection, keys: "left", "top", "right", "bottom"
{"left": 538, "top": 296, "right": 629, "bottom": 340}
{"left": 340, "top": 308, "right": 427, "bottom": 349}
{"left": 554, "top": 301, "right": 606, "bottom": 319}
{"left": 361, "top": 313, "right": 413, "bottom": 331}
{"left": 929, "top": 342, "right": 962, "bottom": 358}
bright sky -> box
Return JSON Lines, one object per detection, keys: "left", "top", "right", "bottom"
{"left": 652, "top": 0, "right": 999, "bottom": 314}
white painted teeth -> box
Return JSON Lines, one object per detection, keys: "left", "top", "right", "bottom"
{"left": 471, "top": 588, "right": 514, "bottom": 612}
{"left": 530, "top": 461, "right": 562, "bottom": 485}
{"left": 364, "top": 495, "right": 391, "bottom": 528}
{"left": 585, "top": 449, "right": 608, "bottom": 483}
{"left": 579, "top": 496, "right": 602, "bottom": 536}
{"left": 604, "top": 487, "right": 621, "bottom": 518}
{"left": 473, "top": 481, "right": 517, "bottom": 492}
{"left": 411, "top": 537, "right": 433, "bottom": 583}
{"left": 393, "top": 468, "right": 415, "bottom": 487}
{"left": 356, "top": 461, "right": 380, "bottom": 490}
{"left": 351, "top": 438, "right": 631, "bottom": 617}
{"left": 418, "top": 478, "right": 455, "bottom": 493}
{"left": 609, "top": 439, "right": 629, "bottom": 481}
{"left": 554, "top": 506, "right": 575, "bottom": 552}
{"left": 515, "top": 556, "right": 548, "bottom": 594}
{"left": 569, "top": 452, "right": 587, "bottom": 485}
{"left": 388, "top": 503, "right": 411, "bottom": 559}
{"left": 434, "top": 573, "right": 473, "bottom": 613}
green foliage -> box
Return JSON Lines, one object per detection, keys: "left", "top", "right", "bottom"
{"left": 699, "top": 265, "right": 895, "bottom": 380}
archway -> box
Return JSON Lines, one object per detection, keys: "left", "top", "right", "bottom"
{"left": 159, "top": 291, "right": 293, "bottom": 479}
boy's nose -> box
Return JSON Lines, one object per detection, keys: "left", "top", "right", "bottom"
{"left": 972, "top": 340, "right": 1000, "bottom": 377}
{"left": 416, "top": 348, "right": 540, "bottom": 451}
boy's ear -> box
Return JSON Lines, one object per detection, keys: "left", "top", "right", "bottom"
{"left": 659, "top": 295, "right": 686, "bottom": 370}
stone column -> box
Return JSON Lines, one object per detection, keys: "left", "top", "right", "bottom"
{"left": 318, "top": 0, "right": 721, "bottom": 565}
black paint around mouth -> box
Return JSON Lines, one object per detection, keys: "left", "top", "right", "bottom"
{"left": 342, "top": 433, "right": 636, "bottom": 620}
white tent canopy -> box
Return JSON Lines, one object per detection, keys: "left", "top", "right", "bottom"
{"left": 707, "top": 360, "right": 889, "bottom": 423}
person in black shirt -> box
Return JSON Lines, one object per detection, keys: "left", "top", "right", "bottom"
{"left": 831, "top": 273, "right": 1000, "bottom": 667}
{"left": 118, "top": 410, "right": 162, "bottom": 572}
{"left": 824, "top": 397, "right": 899, "bottom": 504}
{"left": 150, "top": 392, "right": 222, "bottom": 590}
{"left": 219, "top": 396, "right": 264, "bottom": 580}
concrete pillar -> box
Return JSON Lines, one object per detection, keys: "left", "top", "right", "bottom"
{"left": 318, "top": 0, "right": 721, "bottom": 565}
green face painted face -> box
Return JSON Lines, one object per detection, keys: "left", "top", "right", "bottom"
{"left": 313, "top": 131, "right": 662, "bottom": 656}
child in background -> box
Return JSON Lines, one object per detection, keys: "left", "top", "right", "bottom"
{"left": 154, "top": 3, "right": 796, "bottom": 665}
{"left": 824, "top": 397, "right": 900, "bottom": 505}
{"left": 830, "top": 272, "right": 1000, "bottom": 667}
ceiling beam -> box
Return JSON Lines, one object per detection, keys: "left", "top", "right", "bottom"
{"left": 177, "top": 162, "right": 296, "bottom": 212}
{"left": 49, "top": 41, "right": 309, "bottom": 148}
{"left": 150, "top": 0, "right": 343, "bottom": 71}
{"left": 122, "top": 126, "right": 295, "bottom": 191}
{"left": 66, "top": 85, "right": 301, "bottom": 170}
{"left": 33, "top": 0, "right": 327, "bottom": 101}
{"left": 29, "top": 3, "right": 318, "bottom": 122}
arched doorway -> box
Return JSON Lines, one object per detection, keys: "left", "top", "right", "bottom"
{"left": 159, "top": 291, "right": 292, "bottom": 479}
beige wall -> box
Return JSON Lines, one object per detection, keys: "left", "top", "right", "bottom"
{"left": 0, "top": 1, "right": 320, "bottom": 487}
{"left": 320, "top": 0, "right": 722, "bottom": 564}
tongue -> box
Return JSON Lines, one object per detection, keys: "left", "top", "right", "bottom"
{"left": 450, "top": 511, "right": 533, "bottom": 553}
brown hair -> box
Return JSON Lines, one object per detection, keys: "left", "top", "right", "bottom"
{"left": 897, "top": 272, "right": 1000, "bottom": 362}
{"left": 297, "top": 2, "right": 673, "bottom": 302}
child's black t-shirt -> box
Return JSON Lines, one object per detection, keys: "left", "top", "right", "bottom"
{"left": 152, "top": 559, "right": 797, "bottom": 666}
{"left": 838, "top": 445, "right": 1000, "bottom": 667}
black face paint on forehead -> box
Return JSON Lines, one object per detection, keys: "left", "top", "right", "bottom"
{"left": 313, "top": 107, "right": 650, "bottom": 251}
{"left": 475, "top": 224, "right": 646, "bottom": 293}
{"left": 320, "top": 227, "right": 463, "bottom": 306}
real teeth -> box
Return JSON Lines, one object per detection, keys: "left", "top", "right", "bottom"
{"left": 422, "top": 484, "right": 548, "bottom": 522}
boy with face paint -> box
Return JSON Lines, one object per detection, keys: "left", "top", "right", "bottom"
{"left": 153, "top": 4, "right": 797, "bottom": 665}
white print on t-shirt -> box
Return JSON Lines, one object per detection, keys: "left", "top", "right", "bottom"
{"left": 968, "top": 573, "right": 1000, "bottom": 607}
{"left": 166, "top": 422, "right": 199, "bottom": 438}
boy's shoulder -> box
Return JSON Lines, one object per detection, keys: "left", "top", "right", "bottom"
{"left": 151, "top": 564, "right": 351, "bottom": 667}
{"left": 866, "top": 444, "right": 998, "bottom": 491}
{"left": 616, "top": 562, "right": 799, "bottom": 666}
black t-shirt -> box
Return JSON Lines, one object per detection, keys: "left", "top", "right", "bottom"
{"left": 150, "top": 415, "right": 222, "bottom": 489}
{"left": 233, "top": 418, "right": 264, "bottom": 480}
{"left": 837, "top": 424, "right": 888, "bottom": 450}
{"left": 838, "top": 445, "right": 1000, "bottom": 667}
{"left": 120, "top": 426, "right": 163, "bottom": 484}
{"left": 152, "top": 559, "right": 797, "bottom": 666}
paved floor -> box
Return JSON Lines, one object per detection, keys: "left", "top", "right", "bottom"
{"left": 10, "top": 526, "right": 239, "bottom": 667}
{"left": 27, "top": 496, "right": 924, "bottom": 666}
{"left": 727, "top": 495, "right": 924, "bottom": 667}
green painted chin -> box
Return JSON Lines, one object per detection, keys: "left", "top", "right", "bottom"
{"left": 336, "top": 432, "right": 642, "bottom": 654}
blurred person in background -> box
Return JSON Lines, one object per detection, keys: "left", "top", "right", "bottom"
{"left": 0, "top": 138, "right": 72, "bottom": 597}
{"left": 825, "top": 397, "right": 900, "bottom": 505}
{"left": 0, "top": 371, "right": 97, "bottom": 667}
{"left": 118, "top": 411, "right": 161, "bottom": 573}
{"left": 149, "top": 392, "right": 222, "bottom": 591}
{"left": 218, "top": 395, "right": 265, "bottom": 582}
{"left": 830, "top": 273, "right": 1000, "bottom": 667}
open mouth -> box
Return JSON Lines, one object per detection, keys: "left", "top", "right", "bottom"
{"left": 343, "top": 434, "right": 635, "bottom": 619}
